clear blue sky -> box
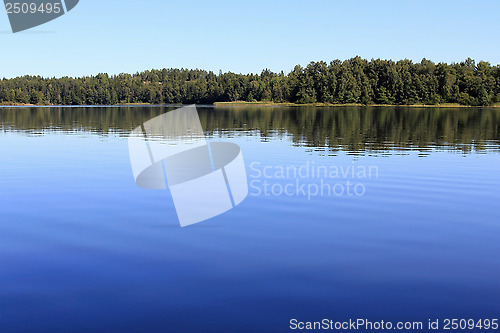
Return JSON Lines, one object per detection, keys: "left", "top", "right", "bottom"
{"left": 1, "top": 0, "right": 499, "bottom": 78}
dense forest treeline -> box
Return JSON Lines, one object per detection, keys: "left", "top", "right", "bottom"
{"left": 1, "top": 57, "right": 500, "bottom": 106}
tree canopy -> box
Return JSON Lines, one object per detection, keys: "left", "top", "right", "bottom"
{"left": 1, "top": 57, "right": 499, "bottom": 106}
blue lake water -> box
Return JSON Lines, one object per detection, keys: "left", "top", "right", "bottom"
{"left": 1, "top": 106, "right": 499, "bottom": 332}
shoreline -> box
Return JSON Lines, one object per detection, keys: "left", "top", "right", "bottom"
{"left": 213, "top": 101, "right": 500, "bottom": 108}
{"left": 1, "top": 101, "right": 499, "bottom": 108}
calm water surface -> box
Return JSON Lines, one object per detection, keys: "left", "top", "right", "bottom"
{"left": 1, "top": 106, "right": 499, "bottom": 332}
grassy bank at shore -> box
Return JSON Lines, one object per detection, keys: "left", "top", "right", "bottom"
{"left": 213, "top": 101, "right": 500, "bottom": 107}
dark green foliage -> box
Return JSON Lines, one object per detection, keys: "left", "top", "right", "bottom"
{"left": 1, "top": 58, "right": 499, "bottom": 106}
